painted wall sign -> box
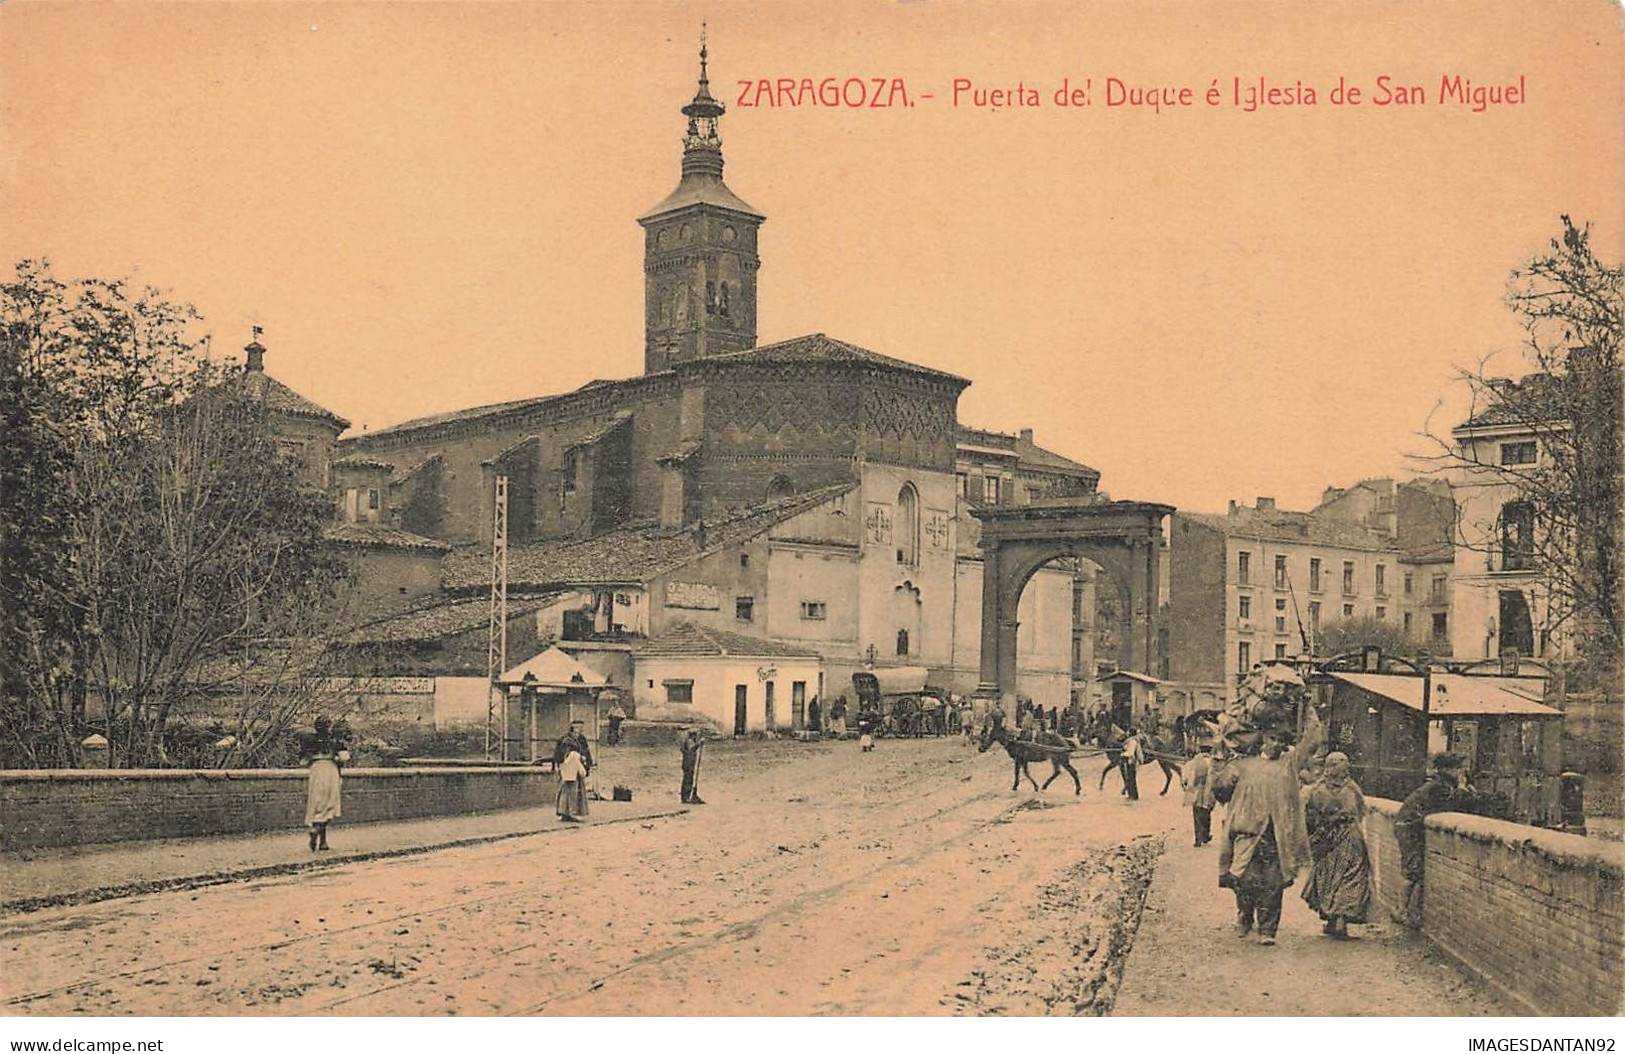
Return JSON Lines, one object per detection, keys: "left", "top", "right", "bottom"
{"left": 666, "top": 581, "right": 721, "bottom": 610}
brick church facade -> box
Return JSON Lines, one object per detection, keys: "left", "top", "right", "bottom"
{"left": 270, "top": 40, "right": 1105, "bottom": 729}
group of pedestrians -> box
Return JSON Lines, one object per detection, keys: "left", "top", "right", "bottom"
{"left": 1176, "top": 702, "right": 1476, "bottom": 946}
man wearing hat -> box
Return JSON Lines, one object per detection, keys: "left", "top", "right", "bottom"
{"left": 1393, "top": 752, "right": 1469, "bottom": 927}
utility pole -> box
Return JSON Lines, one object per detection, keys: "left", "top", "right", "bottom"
{"left": 486, "top": 475, "right": 509, "bottom": 760}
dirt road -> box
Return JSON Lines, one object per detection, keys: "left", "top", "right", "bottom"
{"left": 1, "top": 736, "right": 1175, "bottom": 1016}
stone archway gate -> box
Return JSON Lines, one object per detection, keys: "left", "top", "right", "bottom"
{"left": 972, "top": 499, "right": 1174, "bottom": 714}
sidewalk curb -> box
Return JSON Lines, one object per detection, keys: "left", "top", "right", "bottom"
{"left": 0, "top": 805, "right": 691, "bottom": 917}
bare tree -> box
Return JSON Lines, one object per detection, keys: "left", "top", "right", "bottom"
{"left": 1418, "top": 218, "right": 1622, "bottom": 693}
{"left": 2, "top": 260, "right": 349, "bottom": 767}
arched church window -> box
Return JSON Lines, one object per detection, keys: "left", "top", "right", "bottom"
{"left": 719, "top": 282, "right": 731, "bottom": 317}
{"left": 705, "top": 281, "right": 717, "bottom": 314}
{"left": 766, "top": 476, "right": 795, "bottom": 502}
{"left": 896, "top": 483, "right": 920, "bottom": 567}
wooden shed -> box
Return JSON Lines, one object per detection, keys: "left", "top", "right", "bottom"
{"left": 1323, "top": 669, "right": 1563, "bottom": 824}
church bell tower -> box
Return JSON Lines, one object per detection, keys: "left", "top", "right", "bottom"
{"left": 639, "top": 29, "right": 764, "bottom": 374}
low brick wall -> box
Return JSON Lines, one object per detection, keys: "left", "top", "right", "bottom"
{"left": 1363, "top": 796, "right": 1624, "bottom": 1016}
{"left": 0, "top": 766, "right": 558, "bottom": 851}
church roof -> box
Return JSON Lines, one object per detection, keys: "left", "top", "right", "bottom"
{"left": 635, "top": 621, "right": 821, "bottom": 660}
{"left": 232, "top": 369, "right": 350, "bottom": 431}
{"left": 322, "top": 522, "right": 453, "bottom": 553}
{"left": 703, "top": 333, "right": 970, "bottom": 386}
{"left": 441, "top": 483, "right": 857, "bottom": 591}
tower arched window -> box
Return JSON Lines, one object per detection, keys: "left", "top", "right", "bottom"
{"left": 896, "top": 483, "right": 920, "bottom": 567}
{"left": 705, "top": 281, "right": 717, "bottom": 314}
{"left": 719, "top": 282, "right": 731, "bottom": 317}
{"left": 766, "top": 476, "right": 795, "bottom": 502}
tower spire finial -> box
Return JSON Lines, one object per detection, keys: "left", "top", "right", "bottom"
{"left": 699, "top": 21, "right": 708, "bottom": 88}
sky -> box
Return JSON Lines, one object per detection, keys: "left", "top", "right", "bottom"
{"left": 3, "top": 1, "right": 1620, "bottom": 515}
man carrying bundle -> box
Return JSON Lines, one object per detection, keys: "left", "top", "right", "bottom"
{"left": 1212, "top": 696, "right": 1325, "bottom": 946}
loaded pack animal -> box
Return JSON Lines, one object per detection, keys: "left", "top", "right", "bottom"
{"left": 978, "top": 716, "right": 1082, "bottom": 795}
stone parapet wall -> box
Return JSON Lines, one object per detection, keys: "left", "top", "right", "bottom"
{"left": 0, "top": 767, "right": 557, "bottom": 852}
{"left": 1363, "top": 796, "right": 1624, "bottom": 1015}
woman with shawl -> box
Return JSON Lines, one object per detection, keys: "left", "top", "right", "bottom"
{"left": 303, "top": 716, "right": 348, "bottom": 851}
{"left": 557, "top": 746, "right": 589, "bottom": 822}
{"left": 1301, "top": 751, "right": 1373, "bottom": 939}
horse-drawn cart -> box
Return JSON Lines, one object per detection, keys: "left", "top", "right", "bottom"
{"left": 851, "top": 668, "right": 951, "bottom": 738}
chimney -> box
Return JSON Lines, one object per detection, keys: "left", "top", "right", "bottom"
{"left": 1256, "top": 497, "right": 1276, "bottom": 512}
{"left": 245, "top": 325, "right": 266, "bottom": 372}
{"left": 1228, "top": 500, "right": 1238, "bottom": 516}
{"left": 1019, "top": 427, "right": 1034, "bottom": 444}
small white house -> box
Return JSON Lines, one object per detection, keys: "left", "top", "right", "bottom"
{"left": 634, "top": 622, "right": 823, "bottom": 735}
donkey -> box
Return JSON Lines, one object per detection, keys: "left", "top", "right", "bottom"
{"left": 1090, "top": 726, "right": 1182, "bottom": 796}
{"left": 978, "top": 719, "right": 1082, "bottom": 795}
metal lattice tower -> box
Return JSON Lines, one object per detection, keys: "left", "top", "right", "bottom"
{"left": 485, "top": 475, "right": 509, "bottom": 760}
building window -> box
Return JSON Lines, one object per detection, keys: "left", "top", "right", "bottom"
{"left": 1432, "top": 612, "right": 1449, "bottom": 641}
{"left": 1404, "top": 612, "right": 1414, "bottom": 635}
{"left": 1498, "top": 501, "right": 1535, "bottom": 571}
{"left": 1308, "top": 601, "right": 1320, "bottom": 631}
{"left": 1309, "top": 558, "right": 1322, "bottom": 593}
{"left": 663, "top": 679, "right": 694, "bottom": 704}
{"left": 1376, "top": 606, "right": 1387, "bottom": 620}
{"left": 982, "top": 475, "right": 1000, "bottom": 504}
{"left": 1238, "top": 595, "right": 1251, "bottom": 619}
{"left": 956, "top": 473, "right": 969, "bottom": 498}
{"left": 1403, "top": 572, "right": 1414, "bottom": 596}
{"left": 1237, "top": 641, "right": 1251, "bottom": 675}
{"left": 1237, "top": 551, "right": 1251, "bottom": 586}
{"left": 896, "top": 483, "right": 920, "bottom": 566}
{"left": 735, "top": 596, "right": 754, "bottom": 622}
{"left": 1275, "top": 643, "right": 1288, "bottom": 659}
{"left": 1500, "top": 441, "right": 1537, "bottom": 466}
{"left": 1431, "top": 574, "right": 1448, "bottom": 603}
{"left": 1275, "top": 597, "right": 1287, "bottom": 611}
{"left": 367, "top": 488, "right": 380, "bottom": 511}
{"left": 800, "top": 601, "right": 826, "bottom": 620}
{"left": 1275, "top": 616, "right": 1287, "bottom": 634}
{"left": 896, "top": 629, "right": 910, "bottom": 656}
{"left": 1342, "top": 603, "right": 1354, "bottom": 618}
{"left": 1375, "top": 564, "right": 1387, "bottom": 596}
{"left": 739, "top": 553, "right": 750, "bottom": 568}
{"left": 1274, "top": 555, "right": 1288, "bottom": 589}
{"left": 1342, "top": 561, "right": 1356, "bottom": 595}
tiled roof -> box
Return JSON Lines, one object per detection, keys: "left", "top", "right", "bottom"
{"left": 331, "top": 455, "right": 396, "bottom": 472}
{"left": 1013, "top": 433, "right": 1098, "bottom": 479}
{"left": 1457, "top": 372, "right": 1568, "bottom": 430}
{"left": 441, "top": 484, "right": 857, "bottom": 590}
{"left": 1182, "top": 508, "right": 1394, "bottom": 552}
{"left": 237, "top": 370, "right": 349, "bottom": 430}
{"left": 391, "top": 453, "right": 443, "bottom": 486}
{"left": 638, "top": 172, "right": 764, "bottom": 222}
{"left": 341, "top": 593, "right": 561, "bottom": 646}
{"left": 1400, "top": 542, "right": 1455, "bottom": 564}
{"left": 322, "top": 522, "right": 453, "bottom": 553}
{"left": 635, "top": 621, "right": 821, "bottom": 660}
{"left": 703, "top": 333, "right": 970, "bottom": 386}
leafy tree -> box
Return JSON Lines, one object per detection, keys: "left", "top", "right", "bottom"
{"left": 1, "top": 260, "right": 347, "bottom": 767}
{"left": 1315, "top": 616, "right": 1412, "bottom": 659}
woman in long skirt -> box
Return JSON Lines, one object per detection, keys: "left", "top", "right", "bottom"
{"left": 1301, "top": 751, "right": 1373, "bottom": 938}
{"left": 557, "top": 748, "right": 589, "bottom": 822}
{"left": 304, "top": 716, "right": 345, "bottom": 851}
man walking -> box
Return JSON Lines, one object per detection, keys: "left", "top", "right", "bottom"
{"left": 680, "top": 727, "right": 706, "bottom": 805}
{"left": 1120, "top": 727, "right": 1143, "bottom": 801}
{"left": 1212, "top": 707, "right": 1324, "bottom": 945}
{"left": 1182, "top": 741, "right": 1216, "bottom": 846}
